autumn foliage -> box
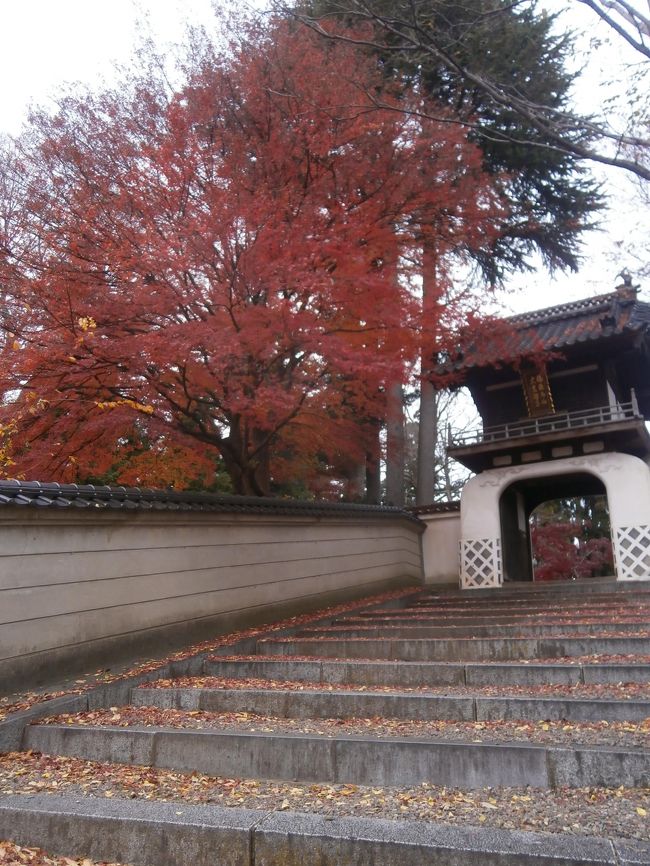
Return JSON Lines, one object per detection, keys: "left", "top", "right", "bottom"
{"left": 0, "top": 14, "right": 507, "bottom": 494}
{"left": 531, "top": 521, "right": 614, "bottom": 581}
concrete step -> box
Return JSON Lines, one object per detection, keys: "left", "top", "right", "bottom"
{"left": 369, "top": 596, "right": 650, "bottom": 610}
{"left": 412, "top": 592, "right": 648, "bottom": 604}
{"left": 22, "top": 723, "right": 650, "bottom": 788}
{"left": 203, "top": 656, "right": 650, "bottom": 686}
{"left": 2, "top": 793, "right": 646, "bottom": 866}
{"left": 131, "top": 684, "right": 650, "bottom": 722}
{"left": 412, "top": 591, "right": 650, "bottom": 611}
{"left": 350, "top": 608, "right": 650, "bottom": 623}
{"left": 256, "top": 635, "right": 650, "bottom": 661}
{"left": 5, "top": 583, "right": 650, "bottom": 865}
{"left": 414, "top": 587, "right": 650, "bottom": 605}
{"left": 410, "top": 592, "right": 650, "bottom": 611}
{"left": 296, "top": 622, "right": 650, "bottom": 638}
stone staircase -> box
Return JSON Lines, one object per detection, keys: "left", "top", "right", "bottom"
{"left": 1, "top": 580, "right": 650, "bottom": 865}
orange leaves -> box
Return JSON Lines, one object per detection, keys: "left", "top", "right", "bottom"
{"left": 0, "top": 841, "right": 123, "bottom": 866}
{"left": 1, "top": 750, "right": 649, "bottom": 839}
{"left": 31, "top": 702, "right": 650, "bottom": 752}
{"left": 0, "top": 13, "right": 508, "bottom": 494}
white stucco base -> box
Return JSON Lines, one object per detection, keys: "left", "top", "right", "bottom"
{"left": 459, "top": 452, "right": 650, "bottom": 588}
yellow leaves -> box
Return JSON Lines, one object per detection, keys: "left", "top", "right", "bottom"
{"left": 77, "top": 316, "right": 96, "bottom": 332}
{"left": 637, "top": 806, "right": 647, "bottom": 817}
{"left": 95, "top": 398, "right": 154, "bottom": 415}
{"left": 12, "top": 340, "right": 20, "bottom": 350}
{"left": 0, "top": 417, "right": 18, "bottom": 469}
{"left": 27, "top": 396, "right": 49, "bottom": 416}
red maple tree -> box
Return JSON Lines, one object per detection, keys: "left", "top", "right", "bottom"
{"left": 531, "top": 521, "right": 614, "bottom": 581}
{"left": 0, "top": 15, "right": 507, "bottom": 494}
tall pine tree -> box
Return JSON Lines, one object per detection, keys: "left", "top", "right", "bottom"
{"left": 291, "top": 0, "right": 602, "bottom": 503}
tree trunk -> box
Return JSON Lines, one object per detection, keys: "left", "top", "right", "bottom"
{"left": 417, "top": 378, "right": 438, "bottom": 505}
{"left": 416, "top": 239, "right": 439, "bottom": 505}
{"left": 251, "top": 428, "right": 271, "bottom": 495}
{"left": 385, "top": 380, "right": 405, "bottom": 505}
{"left": 346, "top": 460, "right": 366, "bottom": 501}
{"left": 365, "top": 417, "right": 382, "bottom": 504}
{"left": 221, "top": 421, "right": 271, "bottom": 496}
{"left": 442, "top": 420, "right": 454, "bottom": 501}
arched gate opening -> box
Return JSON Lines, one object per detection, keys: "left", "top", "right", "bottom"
{"left": 459, "top": 453, "right": 650, "bottom": 589}
{"left": 499, "top": 472, "right": 612, "bottom": 583}
{"left": 529, "top": 494, "right": 614, "bottom": 582}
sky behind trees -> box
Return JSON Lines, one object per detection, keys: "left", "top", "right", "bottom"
{"left": 0, "top": 0, "right": 647, "bottom": 312}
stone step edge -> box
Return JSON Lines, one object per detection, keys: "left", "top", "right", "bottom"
{"left": 131, "top": 685, "right": 650, "bottom": 722}
{"left": 415, "top": 591, "right": 650, "bottom": 603}
{"left": 418, "top": 583, "right": 650, "bottom": 598}
{"left": 0, "top": 591, "right": 415, "bottom": 752}
{"left": 22, "top": 724, "right": 650, "bottom": 788}
{"left": 345, "top": 614, "right": 650, "bottom": 624}
{"left": 297, "top": 623, "right": 650, "bottom": 637}
{"left": 256, "top": 636, "right": 650, "bottom": 661}
{"left": 1, "top": 793, "right": 644, "bottom": 866}
{"left": 203, "top": 658, "right": 650, "bottom": 686}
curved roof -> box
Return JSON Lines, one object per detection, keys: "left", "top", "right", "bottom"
{"left": 507, "top": 288, "right": 650, "bottom": 351}
{"left": 448, "top": 284, "right": 650, "bottom": 373}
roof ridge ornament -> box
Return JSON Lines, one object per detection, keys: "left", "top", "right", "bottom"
{"left": 616, "top": 269, "right": 640, "bottom": 300}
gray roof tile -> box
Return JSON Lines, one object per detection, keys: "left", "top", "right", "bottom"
{"left": 0, "top": 480, "right": 423, "bottom": 525}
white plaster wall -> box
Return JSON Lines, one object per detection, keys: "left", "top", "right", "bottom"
{"left": 0, "top": 508, "right": 423, "bottom": 688}
{"left": 459, "top": 452, "right": 650, "bottom": 586}
{"left": 419, "top": 511, "right": 461, "bottom": 585}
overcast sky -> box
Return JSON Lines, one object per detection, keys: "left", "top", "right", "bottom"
{"left": 0, "top": 0, "right": 647, "bottom": 313}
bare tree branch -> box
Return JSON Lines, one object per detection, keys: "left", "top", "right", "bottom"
{"left": 577, "top": 0, "right": 650, "bottom": 59}
{"left": 279, "top": 0, "right": 650, "bottom": 180}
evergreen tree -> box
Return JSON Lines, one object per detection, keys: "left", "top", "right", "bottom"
{"left": 291, "top": 0, "right": 649, "bottom": 178}
{"left": 295, "top": 0, "right": 600, "bottom": 274}
{"left": 291, "top": 0, "right": 602, "bottom": 503}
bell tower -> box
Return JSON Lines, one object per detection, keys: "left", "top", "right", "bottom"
{"left": 447, "top": 277, "right": 650, "bottom": 588}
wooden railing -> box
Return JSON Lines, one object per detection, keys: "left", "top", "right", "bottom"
{"left": 449, "top": 393, "right": 642, "bottom": 449}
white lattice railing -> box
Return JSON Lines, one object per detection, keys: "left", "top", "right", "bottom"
{"left": 613, "top": 525, "right": 650, "bottom": 581}
{"left": 460, "top": 537, "right": 503, "bottom": 589}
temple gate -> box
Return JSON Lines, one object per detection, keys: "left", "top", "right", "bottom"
{"left": 445, "top": 276, "right": 650, "bottom": 588}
